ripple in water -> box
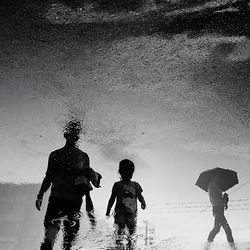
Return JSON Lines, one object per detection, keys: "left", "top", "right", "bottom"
{"left": 51, "top": 210, "right": 84, "bottom": 228}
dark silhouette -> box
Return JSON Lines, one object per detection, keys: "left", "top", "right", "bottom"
{"left": 207, "top": 176, "right": 234, "bottom": 244}
{"left": 106, "top": 159, "right": 146, "bottom": 247}
{"left": 35, "top": 120, "right": 101, "bottom": 250}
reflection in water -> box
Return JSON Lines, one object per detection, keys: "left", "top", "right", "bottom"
{"left": 51, "top": 210, "right": 83, "bottom": 228}
{"left": 1, "top": 0, "right": 250, "bottom": 249}
{"left": 112, "top": 224, "right": 137, "bottom": 250}
{"left": 42, "top": 207, "right": 98, "bottom": 249}
{"left": 105, "top": 159, "right": 146, "bottom": 249}
{"left": 0, "top": 182, "right": 249, "bottom": 250}
{"left": 36, "top": 120, "right": 101, "bottom": 250}
{"left": 41, "top": 199, "right": 82, "bottom": 250}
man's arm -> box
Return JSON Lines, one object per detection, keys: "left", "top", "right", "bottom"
{"left": 88, "top": 167, "right": 102, "bottom": 188}
{"left": 36, "top": 153, "right": 57, "bottom": 210}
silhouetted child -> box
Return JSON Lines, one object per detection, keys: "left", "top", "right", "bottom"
{"left": 106, "top": 159, "right": 146, "bottom": 237}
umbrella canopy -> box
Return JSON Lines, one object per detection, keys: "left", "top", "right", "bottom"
{"left": 195, "top": 167, "right": 238, "bottom": 192}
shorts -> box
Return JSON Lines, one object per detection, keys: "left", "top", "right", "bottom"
{"left": 44, "top": 197, "right": 82, "bottom": 228}
{"left": 114, "top": 212, "right": 136, "bottom": 229}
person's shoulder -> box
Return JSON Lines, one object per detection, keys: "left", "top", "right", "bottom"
{"left": 111, "top": 181, "right": 122, "bottom": 191}
{"left": 50, "top": 147, "right": 64, "bottom": 156}
{"left": 131, "top": 180, "right": 141, "bottom": 186}
{"left": 76, "top": 147, "right": 89, "bottom": 156}
{"left": 113, "top": 180, "right": 123, "bottom": 187}
{"left": 131, "top": 181, "right": 143, "bottom": 191}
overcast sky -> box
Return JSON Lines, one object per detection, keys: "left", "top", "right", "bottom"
{"left": 1, "top": 29, "right": 250, "bottom": 207}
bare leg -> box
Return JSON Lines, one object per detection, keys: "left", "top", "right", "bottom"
{"left": 126, "top": 216, "right": 136, "bottom": 236}
{"left": 207, "top": 221, "right": 221, "bottom": 242}
{"left": 85, "top": 191, "right": 94, "bottom": 212}
{"left": 41, "top": 199, "right": 61, "bottom": 250}
{"left": 63, "top": 218, "right": 80, "bottom": 250}
{"left": 127, "top": 216, "right": 136, "bottom": 249}
{"left": 221, "top": 221, "right": 234, "bottom": 243}
{"left": 41, "top": 224, "right": 60, "bottom": 250}
{"left": 115, "top": 223, "right": 125, "bottom": 247}
{"left": 207, "top": 206, "right": 234, "bottom": 243}
{"left": 85, "top": 191, "right": 96, "bottom": 227}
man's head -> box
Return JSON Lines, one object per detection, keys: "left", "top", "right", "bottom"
{"left": 64, "top": 131, "right": 80, "bottom": 143}
{"left": 63, "top": 120, "right": 83, "bottom": 145}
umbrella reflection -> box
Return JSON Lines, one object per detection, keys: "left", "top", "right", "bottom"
{"left": 195, "top": 168, "right": 239, "bottom": 192}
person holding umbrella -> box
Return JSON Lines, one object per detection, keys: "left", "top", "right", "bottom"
{"left": 207, "top": 175, "right": 234, "bottom": 243}
{"left": 195, "top": 167, "right": 238, "bottom": 244}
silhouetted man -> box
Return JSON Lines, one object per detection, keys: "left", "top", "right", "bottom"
{"left": 35, "top": 121, "right": 100, "bottom": 250}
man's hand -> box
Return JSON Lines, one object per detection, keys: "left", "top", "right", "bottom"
{"left": 35, "top": 198, "right": 43, "bottom": 211}
{"left": 141, "top": 203, "right": 146, "bottom": 210}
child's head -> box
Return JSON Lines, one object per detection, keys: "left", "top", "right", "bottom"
{"left": 119, "top": 159, "right": 135, "bottom": 181}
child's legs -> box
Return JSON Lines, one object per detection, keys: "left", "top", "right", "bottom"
{"left": 126, "top": 216, "right": 137, "bottom": 250}
{"left": 126, "top": 215, "right": 137, "bottom": 235}
{"left": 115, "top": 213, "right": 126, "bottom": 235}
{"left": 115, "top": 213, "right": 137, "bottom": 235}
{"left": 114, "top": 214, "right": 126, "bottom": 248}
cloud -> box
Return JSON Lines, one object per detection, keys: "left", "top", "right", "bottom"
{"left": 100, "top": 139, "right": 137, "bottom": 161}
{"left": 79, "top": 34, "right": 250, "bottom": 158}
{"left": 2, "top": 26, "right": 250, "bottom": 168}
{"left": 227, "top": 38, "right": 250, "bottom": 62}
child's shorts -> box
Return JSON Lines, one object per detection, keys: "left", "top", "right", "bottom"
{"left": 114, "top": 213, "right": 137, "bottom": 228}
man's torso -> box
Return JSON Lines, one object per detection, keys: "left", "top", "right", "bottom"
{"left": 49, "top": 146, "right": 90, "bottom": 201}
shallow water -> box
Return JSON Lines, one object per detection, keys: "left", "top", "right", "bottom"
{"left": 0, "top": 183, "right": 249, "bottom": 250}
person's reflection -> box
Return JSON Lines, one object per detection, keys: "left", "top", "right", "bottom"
{"left": 35, "top": 120, "right": 101, "bottom": 249}
{"left": 40, "top": 200, "right": 82, "bottom": 250}
{"left": 106, "top": 159, "right": 146, "bottom": 250}
{"left": 85, "top": 191, "right": 96, "bottom": 228}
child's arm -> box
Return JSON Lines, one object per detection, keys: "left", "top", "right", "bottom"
{"left": 138, "top": 193, "right": 146, "bottom": 209}
{"left": 106, "top": 183, "right": 117, "bottom": 216}
{"left": 106, "top": 192, "right": 116, "bottom": 216}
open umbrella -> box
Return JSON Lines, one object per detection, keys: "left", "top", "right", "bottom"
{"left": 195, "top": 167, "right": 238, "bottom": 192}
